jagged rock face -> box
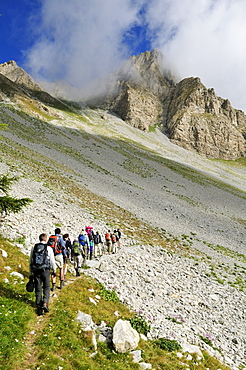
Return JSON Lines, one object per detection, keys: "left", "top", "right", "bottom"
{"left": 0, "top": 60, "right": 42, "bottom": 92}
{"left": 119, "top": 49, "right": 177, "bottom": 97}
{"left": 106, "top": 51, "right": 246, "bottom": 159}
{"left": 1, "top": 53, "right": 245, "bottom": 159}
{"left": 163, "top": 78, "right": 246, "bottom": 159}
{"left": 106, "top": 50, "right": 176, "bottom": 131}
{"left": 0, "top": 60, "right": 72, "bottom": 112}
{"left": 110, "top": 82, "right": 163, "bottom": 131}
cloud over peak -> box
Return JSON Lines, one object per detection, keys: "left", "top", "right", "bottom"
{"left": 25, "top": 0, "right": 246, "bottom": 112}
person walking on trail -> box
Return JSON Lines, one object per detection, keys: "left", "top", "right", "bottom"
{"left": 78, "top": 229, "right": 89, "bottom": 259}
{"left": 112, "top": 230, "right": 118, "bottom": 254}
{"left": 29, "top": 233, "right": 56, "bottom": 315}
{"left": 105, "top": 230, "right": 112, "bottom": 254}
{"left": 94, "top": 231, "right": 103, "bottom": 257}
{"left": 48, "top": 228, "right": 65, "bottom": 291}
{"left": 72, "top": 239, "right": 83, "bottom": 276}
{"left": 88, "top": 234, "right": 94, "bottom": 260}
{"left": 116, "top": 228, "right": 122, "bottom": 247}
{"left": 62, "top": 233, "right": 71, "bottom": 281}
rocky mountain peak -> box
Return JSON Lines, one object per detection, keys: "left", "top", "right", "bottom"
{"left": 0, "top": 60, "right": 42, "bottom": 92}
{"left": 0, "top": 51, "right": 245, "bottom": 159}
{"left": 100, "top": 50, "right": 246, "bottom": 159}
{"left": 114, "top": 49, "right": 177, "bottom": 98}
{"left": 0, "top": 60, "right": 72, "bottom": 113}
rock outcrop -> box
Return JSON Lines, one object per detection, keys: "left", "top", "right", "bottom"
{"left": 95, "top": 50, "right": 246, "bottom": 159}
{"left": 101, "top": 49, "right": 176, "bottom": 131}
{"left": 163, "top": 77, "right": 246, "bottom": 159}
{"left": 0, "top": 60, "right": 42, "bottom": 92}
{"left": 0, "top": 60, "right": 71, "bottom": 112}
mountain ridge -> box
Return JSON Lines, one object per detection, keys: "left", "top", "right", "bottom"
{"left": 1, "top": 52, "right": 245, "bottom": 159}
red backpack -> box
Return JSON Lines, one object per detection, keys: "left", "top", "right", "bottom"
{"left": 105, "top": 232, "right": 111, "bottom": 241}
{"left": 111, "top": 234, "right": 117, "bottom": 243}
{"left": 48, "top": 235, "right": 63, "bottom": 255}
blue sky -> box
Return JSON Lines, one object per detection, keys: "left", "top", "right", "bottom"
{"left": 1, "top": 0, "right": 246, "bottom": 112}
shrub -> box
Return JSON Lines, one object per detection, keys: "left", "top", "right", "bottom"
{"left": 154, "top": 338, "right": 182, "bottom": 352}
{"left": 129, "top": 314, "right": 150, "bottom": 335}
{"left": 99, "top": 283, "right": 119, "bottom": 302}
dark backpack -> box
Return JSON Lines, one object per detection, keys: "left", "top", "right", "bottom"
{"left": 32, "top": 243, "right": 50, "bottom": 271}
{"left": 94, "top": 234, "right": 100, "bottom": 244}
{"left": 48, "top": 235, "right": 63, "bottom": 255}
{"left": 78, "top": 234, "right": 87, "bottom": 246}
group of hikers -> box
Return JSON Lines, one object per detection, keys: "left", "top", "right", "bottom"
{"left": 29, "top": 226, "right": 122, "bottom": 315}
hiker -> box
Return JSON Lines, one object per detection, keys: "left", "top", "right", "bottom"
{"left": 112, "top": 230, "right": 118, "bottom": 254}
{"left": 94, "top": 231, "right": 103, "bottom": 257}
{"left": 85, "top": 226, "right": 94, "bottom": 239}
{"left": 78, "top": 230, "right": 89, "bottom": 259}
{"left": 48, "top": 228, "right": 65, "bottom": 291}
{"left": 62, "top": 233, "right": 71, "bottom": 281}
{"left": 117, "top": 228, "right": 122, "bottom": 247}
{"left": 72, "top": 239, "right": 84, "bottom": 276}
{"left": 105, "top": 230, "right": 112, "bottom": 254}
{"left": 29, "top": 233, "right": 56, "bottom": 315}
{"left": 88, "top": 234, "right": 94, "bottom": 260}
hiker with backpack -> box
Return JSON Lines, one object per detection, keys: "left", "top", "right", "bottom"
{"left": 116, "top": 228, "right": 122, "bottom": 247}
{"left": 48, "top": 228, "right": 65, "bottom": 291}
{"left": 93, "top": 231, "right": 103, "bottom": 257}
{"left": 85, "top": 226, "right": 94, "bottom": 239}
{"left": 78, "top": 230, "right": 89, "bottom": 259}
{"left": 29, "top": 233, "right": 56, "bottom": 315}
{"left": 62, "top": 233, "right": 72, "bottom": 281}
{"left": 72, "top": 239, "right": 84, "bottom": 276}
{"left": 88, "top": 234, "right": 94, "bottom": 260}
{"left": 105, "top": 230, "right": 112, "bottom": 254}
{"left": 112, "top": 230, "right": 118, "bottom": 254}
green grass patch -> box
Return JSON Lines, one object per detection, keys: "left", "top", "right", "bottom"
{"left": 0, "top": 235, "right": 36, "bottom": 369}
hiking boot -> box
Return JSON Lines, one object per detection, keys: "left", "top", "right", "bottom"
{"left": 37, "top": 306, "right": 43, "bottom": 316}
{"left": 51, "top": 283, "right": 56, "bottom": 291}
{"left": 43, "top": 302, "right": 49, "bottom": 313}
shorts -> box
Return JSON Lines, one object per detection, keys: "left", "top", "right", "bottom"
{"left": 55, "top": 253, "right": 64, "bottom": 269}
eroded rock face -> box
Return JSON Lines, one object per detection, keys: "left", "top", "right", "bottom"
{"left": 102, "top": 51, "right": 246, "bottom": 159}
{"left": 163, "top": 77, "right": 246, "bottom": 159}
{"left": 111, "top": 82, "right": 163, "bottom": 131}
{"left": 0, "top": 60, "right": 42, "bottom": 92}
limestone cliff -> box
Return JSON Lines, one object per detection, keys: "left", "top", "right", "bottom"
{"left": 0, "top": 60, "right": 42, "bottom": 92}
{"left": 103, "top": 49, "right": 176, "bottom": 131}
{"left": 0, "top": 60, "right": 71, "bottom": 111}
{"left": 103, "top": 51, "right": 246, "bottom": 159}
{"left": 163, "top": 77, "right": 246, "bottom": 159}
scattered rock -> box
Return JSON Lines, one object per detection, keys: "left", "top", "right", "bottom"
{"left": 0, "top": 249, "right": 8, "bottom": 258}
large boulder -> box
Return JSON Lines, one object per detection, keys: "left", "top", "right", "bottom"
{"left": 112, "top": 319, "right": 140, "bottom": 353}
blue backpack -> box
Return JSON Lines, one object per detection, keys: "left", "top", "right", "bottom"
{"left": 78, "top": 234, "right": 87, "bottom": 246}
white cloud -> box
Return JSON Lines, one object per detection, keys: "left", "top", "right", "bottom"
{"left": 145, "top": 0, "right": 246, "bottom": 111}
{"left": 26, "top": 0, "right": 142, "bottom": 88}
{"left": 26, "top": 0, "right": 246, "bottom": 112}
